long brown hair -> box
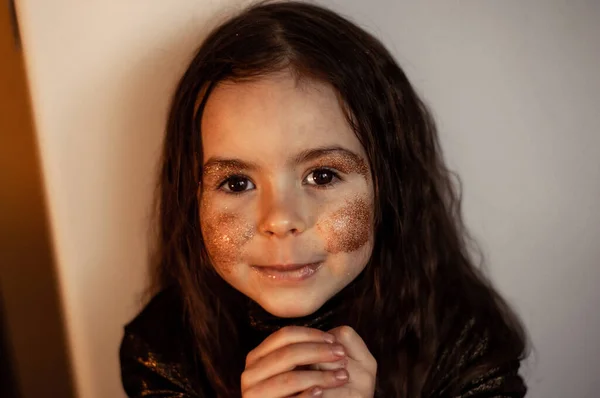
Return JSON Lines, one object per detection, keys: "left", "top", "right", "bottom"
{"left": 152, "top": 1, "right": 527, "bottom": 396}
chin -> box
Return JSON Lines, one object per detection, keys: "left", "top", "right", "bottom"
{"left": 257, "top": 292, "right": 327, "bottom": 318}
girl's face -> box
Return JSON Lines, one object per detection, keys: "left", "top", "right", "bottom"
{"left": 199, "top": 71, "right": 374, "bottom": 318}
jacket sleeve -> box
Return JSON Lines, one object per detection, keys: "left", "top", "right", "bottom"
{"left": 428, "top": 319, "right": 527, "bottom": 398}
{"left": 119, "top": 327, "right": 201, "bottom": 398}
{"left": 454, "top": 359, "right": 526, "bottom": 397}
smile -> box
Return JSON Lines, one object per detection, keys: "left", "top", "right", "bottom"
{"left": 251, "top": 262, "right": 323, "bottom": 282}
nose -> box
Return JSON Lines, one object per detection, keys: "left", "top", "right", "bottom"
{"left": 258, "top": 186, "right": 307, "bottom": 238}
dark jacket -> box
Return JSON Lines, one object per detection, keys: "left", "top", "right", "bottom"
{"left": 119, "top": 289, "right": 526, "bottom": 397}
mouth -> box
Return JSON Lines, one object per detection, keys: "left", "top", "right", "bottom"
{"left": 251, "top": 262, "right": 323, "bottom": 282}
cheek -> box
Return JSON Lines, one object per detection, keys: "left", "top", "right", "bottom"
{"left": 200, "top": 205, "right": 254, "bottom": 274}
{"left": 317, "top": 196, "right": 373, "bottom": 254}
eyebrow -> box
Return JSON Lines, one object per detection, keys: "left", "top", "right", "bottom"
{"left": 292, "top": 146, "right": 365, "bottom": 166}
{"left": 202, "top": 146, "right": 365, "bottom": 175}
{"left": 202, "top": 158, "right": 260, "bottom": 176}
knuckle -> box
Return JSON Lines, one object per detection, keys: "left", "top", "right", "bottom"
{"left": 280, "top": 372, "right": 292, "bottom": 385}
{"left": 241, "top": 388, "right": 256, "bottom": 398}
{"left": 338, "top": 325, "right": 355, "bottom": 339}
{"left": 368, "top": 356, "right": 378, "bottom": 373}
{"left": 280, "top": 325, "right": 317, "bottom": 338}
{"left": 273, "top": 326, "right": 300, "bottom": 342}
{"left": 321, "top": 343, "right": 337, "bottom": 357}
{"left": 274, "top": 345, "right": 295, "bottom": 364}
{"left": 324, "top": 370, "right": 341, "bottom": 384}
{"left": 240, "top": 371, "right": 250, "bottom": 390}
{"left": 279, "top": 371, "right": 299, "bottom": 388}
{"left": 244, "top": 351, "right": 255, "bottom": 367}
{"left": 279, "top": 325, "right": 301, "bottom": 335}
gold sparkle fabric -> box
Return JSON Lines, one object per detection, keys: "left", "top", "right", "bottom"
{"left": 119, "top": 289, "right": 209, "bottom": 397}
{"left": 119, "top": 289, "right": 526, "bottom": 397}
{"left": 425, "top": 318, "right": 526, "bottom": 397}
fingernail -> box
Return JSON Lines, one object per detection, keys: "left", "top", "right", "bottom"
{"left": 332, "top": 344, "right": 345, "bottom": 357}
{"left": 323, "top": 333, "right": 335, "bottom": 343}
{"left": 311, "top": 387, "right": 323, "bottom": 396}
{"left": 334, "top": 369, "right": 349, "bottom": 381}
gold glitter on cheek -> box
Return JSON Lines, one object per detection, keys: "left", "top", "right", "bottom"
{"left": 200, "top": 206, "right": 254, "bottom": 274}
{"left": 317, "top": 196, "right": 373, "bottom": 253}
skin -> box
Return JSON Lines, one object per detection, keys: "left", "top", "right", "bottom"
{"left": 241, "top": 326, "right": 377, "bottom": 397}
{"left": 199, "top": 70, "right": 375, "bottom": 319}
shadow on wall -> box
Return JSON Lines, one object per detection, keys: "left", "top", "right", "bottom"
{"left": 0, "top": 291, "right": 20, "bottom": 398}
{"left": 0, "top": 1, "right": 76, "bottom": 397}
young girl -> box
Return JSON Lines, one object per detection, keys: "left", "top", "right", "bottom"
{"left": 119, "top": 1, "right": 528, "bottom": 397}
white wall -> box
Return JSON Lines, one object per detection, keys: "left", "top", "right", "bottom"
{"left": 318, "top": 1, "right": 600, "bottom": 397}
{"left": 17, "top": 0, "right": 600, "bottom": 397}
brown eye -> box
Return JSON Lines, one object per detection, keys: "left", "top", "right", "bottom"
{"left": 305, "top": 169, "right": 339, "bottom": 186}
{"left": 221, "top": 176, "right": 255, "bottom": 193}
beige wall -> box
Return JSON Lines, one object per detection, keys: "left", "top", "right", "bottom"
{"left": 14, "top": 1, "right": 251, "bottom": 397}
{"left": 14, "top": 0, "right": 600, "bottom": 397}
{"left": 0, "top": 2, "right": 74, "bottom": 397}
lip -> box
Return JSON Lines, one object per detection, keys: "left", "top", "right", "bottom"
{"left": 251, "top": 262, "right": 323, "bottom": 282}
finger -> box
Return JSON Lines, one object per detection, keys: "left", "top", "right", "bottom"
{"left": 246, "top": 326, "right": 335, "bottom": 367}
{"left": 316, "top": 357, "right": 376, "bottom": 398}
{"left": 319, "top": 385, "right": 356, "bottom": 398}
{"left": 312, "top": 357, "right": 362, "bottom": 383}
{"left": 295, "top": 386, "right": 325, "bottom": 397}
{"left": 242, "top": 369, "right": 349, "bottom": 398}
{"left": 328, "top": 326, "right": 376, "bottom": 371}
{"left": 242, "top": 342, "right": 346, "bottom": 390}
{"left": 309, "top": 358, "right": 348, "bottom": 371}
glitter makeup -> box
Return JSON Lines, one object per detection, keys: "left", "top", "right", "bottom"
{"left": 201, "top": 159, "right": 258, "bottom": 188}
{"left": 200, "top": 209, "right": 254, "bottom": 273}
{"left": 317, "top": 196, "right": 372, "bottom": 253}
{"left": 311, "top": 152, "right": 369, "bottom": 179}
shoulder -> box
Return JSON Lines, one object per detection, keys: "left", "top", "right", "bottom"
{"left": 123, "top": 286, "right": 186, "bottom": 348}
{"left": 119, "top": 287, "right": 206, "bottom": 397}
{"left": 426, "top": 301, "right": 528, "bottom": 397}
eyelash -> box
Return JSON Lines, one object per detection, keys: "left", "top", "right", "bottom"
{"left": 304, "top": 167, "right": 342, "bottom": 189}
{"left": 215, "top": 168, "right": 343, "bottom": 194}
{"left": 216, "top": 174, "right": 253, "bottom": 195}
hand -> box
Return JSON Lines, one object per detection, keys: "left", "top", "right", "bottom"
{"left": 302, "top": 326, "right": 377, "bottom": 398}
{"left": 241, "top": 326, "right": 351, "bottom": 397}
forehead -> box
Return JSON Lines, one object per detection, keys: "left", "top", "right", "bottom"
{"left": 199, "top": 72, "right": 365, "bottom": 162}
